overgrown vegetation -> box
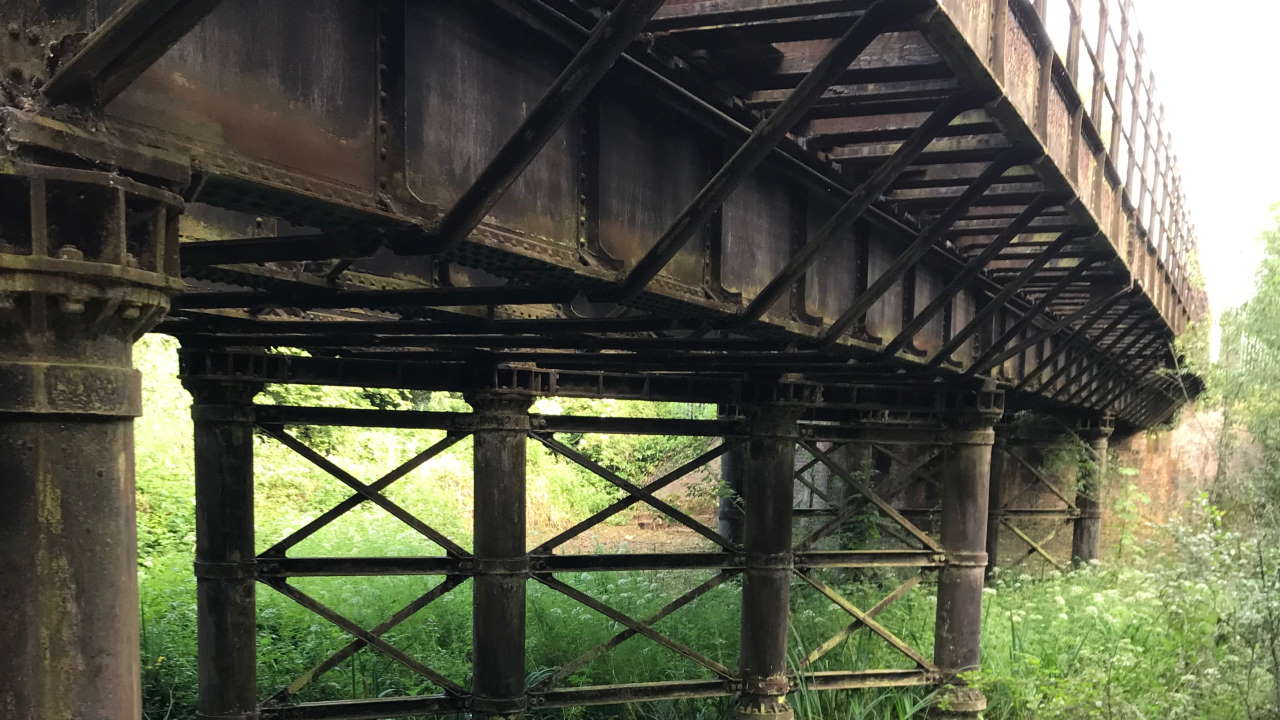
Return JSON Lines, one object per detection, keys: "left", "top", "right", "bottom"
{"left": 133, "top": 215, "right": 1280, "bottom": 720}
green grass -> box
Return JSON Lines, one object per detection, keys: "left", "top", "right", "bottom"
{"left": 139, "top": 509, "right": 1279, "bottom": 720}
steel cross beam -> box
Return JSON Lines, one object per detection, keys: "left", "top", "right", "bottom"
{"left": 960, "top": 259, "right": 1096, "bottom": 374}
{"left": 925, "top": 230, "right": 1087, "bottom": 369}
{"left": 420, "top": 0, "right": 666, "bottom": 256}
{"left": 1060, "top": 326, "right": 1165, "bottom": 402}
{"left": 815, "top": 151, "right": 1022, "bottom": 347}
{"left": 43, "top": 0, "right": 224, "bottom": 105}
{"left": 611, "top": 0, "right": 936, "bottom": 304}
{"left": 1039, "top": 318, "right": 1154, "bottom": 401}
{"left": 1067, "top": 333, "right": 1169, "bottom": 406}
{"left": 965, "top": 280, "right": 1120, "bottom": 377}
{"left": 880, "top": 193, "right": 1058, "bottom": 357}
{"left": 173, "top": 285, "right": 579, "bottom": 311}
{"left": 1091, "top": 360, "right": 1170, "bottom": 412}
{"left": 730, "top": 93, "right": 979, "bottom": 327}
{"left": 1014, "top": 299, "right": 1139, "bottom": 392}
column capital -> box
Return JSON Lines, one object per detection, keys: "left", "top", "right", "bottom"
{"left": 941, "top": 384, "right": 1005, "bottom": 436}
{"left": 1075, "top": 413, "right": 1115, "bottom": 442}
{"left": 463, "top": 390, "right": 533, "bottom": 432}
{"left": 182, "top": 377, "right": 263, "bottom": 407}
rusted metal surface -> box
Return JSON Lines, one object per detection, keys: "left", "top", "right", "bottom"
{"left": 1, "top": 0, "right": 1203, "bottom": 432}
{"left": 0, "top": 0, "right": 1210, "bottom": 717}
{"left": 467, "top": 391, "right": 534, "bottom": 718}
{"left": 932, "top": 401, "right": 1000, "bottom": 717}
{"left": 734, "top": 403, "right": 802, "bottom": 719}
{"left": 186, "top": 379, "right": 259, "bottom": 720}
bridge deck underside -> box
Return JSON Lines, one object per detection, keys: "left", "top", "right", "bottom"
{"left": 5, "top": 0, "right": 1200, "bottom": 429}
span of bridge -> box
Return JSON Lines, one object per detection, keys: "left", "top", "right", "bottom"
{"left": 0, "top": 1, "right": 1204, "bottom": 718}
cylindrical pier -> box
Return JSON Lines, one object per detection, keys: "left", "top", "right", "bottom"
{"left": 733, "top": 403, "right": 802, "bottom": 720}
{"left": 188, "top": 380, "right": 261, "bottom": 720}
{"left": 932, "top": 402, "right": 999, "bottom": 718}
{"left": 467, "top": 391, "right": 533, "bottom": 718}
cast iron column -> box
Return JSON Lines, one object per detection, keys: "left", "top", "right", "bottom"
{"left": 734, "top": 402, "right": 804, "bottom": 720}
{"left": 933, "top": 392, "right": 1002, "bottom": 718}
{"left": 466, "top": 391, "right": 533, "bottom": 718}
{"left": 186, "top": 379, "right": 261, "bottom": 720}
{"left": 718, "top": 403, "right": 746, "bottom": 545}
{"left": 0, "top": 166, "right": 182, "bottom": 718}
{"left": 1071, "top": 416, "right": 1114, "bottom": 565}
{"left": 984, "top": 425, "right": 1007, "bottom": 581}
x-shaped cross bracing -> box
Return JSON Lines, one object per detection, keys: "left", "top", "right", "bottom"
{"left": 256, "top": 427, "right": 473, "bottom": 699}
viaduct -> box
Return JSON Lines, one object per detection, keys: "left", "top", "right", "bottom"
{"left": 0, "top": 1, "right": 1204, "bottom": 718}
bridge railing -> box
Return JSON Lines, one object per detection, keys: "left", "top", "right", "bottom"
{"left": 1029, "top": 0, "right": 1205, "bottom": 324}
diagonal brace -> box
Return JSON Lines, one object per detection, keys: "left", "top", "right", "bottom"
{"left": 797, "top": 440, "right": 942, "bottom": 553}
{"left": 533, "top": 433, "right": 736, "bottom": 551}
{"left": 612, "top": 0, "right": 938, "bottom": 303}
{"left": 422, "top": 0, "right": 666, "bottom": 255}
{"left": 532, "top": 440, "right": 740, "bottom": 552}
{"left": 260, "top": 426, "right": 470, "bottom": 557}
{"left": 967, "top": 287, "right": 1128, "bottom": 376}
{"left": 44, "top": 0, "right": 224, "bottom": 105}
{"left": 535, "top": 574, "right": 737, "bottom": 680}
{"left": 261, "top": 432, "right": 467, "bottom": 557}
{"left": 267, "top": 576, "right": 466, "bottom": 703}
{"left": 815, "top": 151, "right": 1022, "bottom": 347}
{"left": 532, "top": 571, "right": 739, "bottom": 691}
{"left": 262, "top": 578, "right": 466, "bottom": 694}
{"left": 732, "top": 94, "right": 981, "bottom": 327}
{"left": 926, "top": 230, "right": 1089, "bottom": 369}
{"left": 794, "top": 570, "right": 937, "bottom": 671}
{"left": 800, "top": 575, "right": 923, "bottom": 668}
{"left": 881, "top": 193, "right": 1059, "bottom": 357}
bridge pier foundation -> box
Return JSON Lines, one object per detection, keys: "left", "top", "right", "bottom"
{"left": 733, "top": 402, "right": 804, "bottom": 720}
{"left": 1072, "top": 416, "right": 1114, "bottom": 566}
{"left": 932, "top": 403, "right": 1000, "bottom": 718}
{"left": 187, "top": 379, "right": 261, "bottom": 720}
{"left": 466, "top": 391, "right": 534, "bottom": 719}
{"left": 0, "top": 166, "right": 181, "bottom": 718}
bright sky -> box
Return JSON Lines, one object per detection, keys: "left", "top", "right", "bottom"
{"left": 1134, "top": 1, "right": 1280, "bottom": 317}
